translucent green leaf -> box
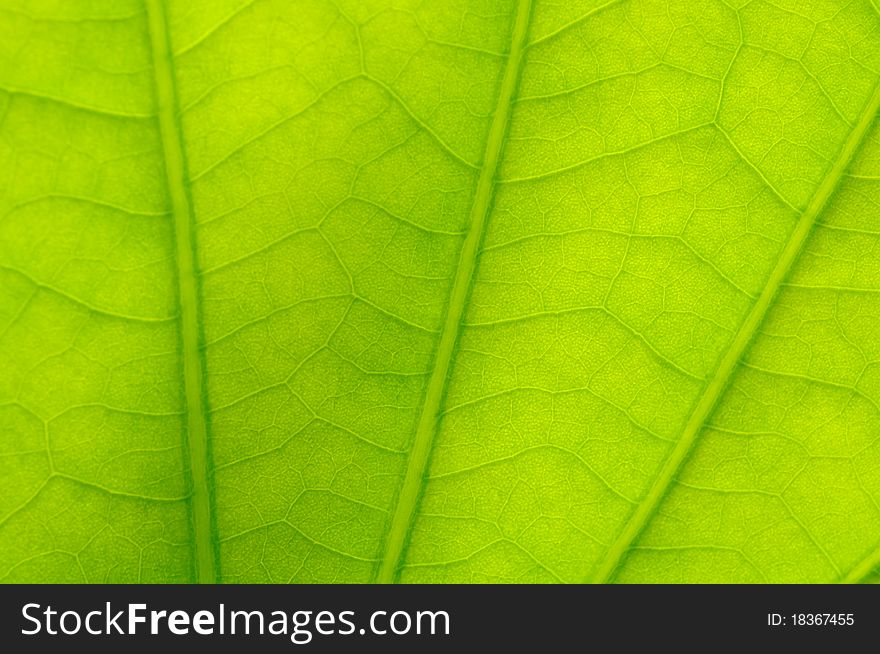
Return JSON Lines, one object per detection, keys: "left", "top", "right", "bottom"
{"left": 2, "top": 0, "right": 880, "bottom": 583}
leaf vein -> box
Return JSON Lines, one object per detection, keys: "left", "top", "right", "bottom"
{"left": 374, "top": 0, "right": 535, "bottom": 584}
{"left": 145, "top": 0, "right": 219, "bottom": 584}
{"left": 588, "top": 75, "right": 880, "bottom": 584}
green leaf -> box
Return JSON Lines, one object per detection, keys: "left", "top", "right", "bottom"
{"left": 1, "top": 0, "right": 880, "bottom": 584}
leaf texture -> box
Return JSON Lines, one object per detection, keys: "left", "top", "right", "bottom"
{"left": 2, "top": 0, "right": 880, "bottom": 583}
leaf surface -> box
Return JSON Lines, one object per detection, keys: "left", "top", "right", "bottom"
{"left": 2, "top": 0, "right": 880, "bottom": 583}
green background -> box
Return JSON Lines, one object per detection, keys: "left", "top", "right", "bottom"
{"left": 2, "top": 0, "right": 880, "bottom": 583}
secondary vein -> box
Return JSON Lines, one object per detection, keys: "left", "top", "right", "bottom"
{"left": 374, "top": 0, "right": 535, "bottom": 583}
{"left": 841, "top": 539, "right": 880, "bottom": 583}
{"left": 145, "top": 0, "right": 218, "bottom": 584}
{"left": 589, "top": 80, "right": 880, "bottom": 584}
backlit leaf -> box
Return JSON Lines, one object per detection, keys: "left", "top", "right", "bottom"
{"left": 2, "top": 0, "right": 880, "bottom": 583}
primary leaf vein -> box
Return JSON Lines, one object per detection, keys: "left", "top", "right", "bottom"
{"left": 374, "top": 0, "right": 536, "bottom": 584}
{"left": 145, "top": 0, "right": 219, "bottom": 584}
{"left": 589, "top": 77, "right": 880, "bottom": 584}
